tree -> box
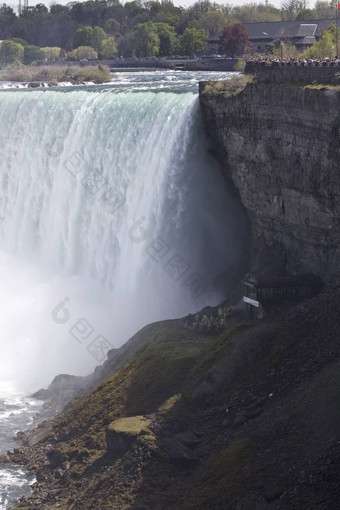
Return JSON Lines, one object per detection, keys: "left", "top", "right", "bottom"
{"left": 133, "top": 22, "right": 160, "bottom": 56}
{"left": 219, "top": 24, "right": 251, "bottom": 57}
{"left": 302, "top": 28, "right": 335, "bottom": 59}
{"left": 0, "top": 40, "right": 24, "bottom": 67}
{"left": 265, "top": 42, "right": 276, "bottom": 55}
{"left": 104, "top": 18, "right": 120, "bottom": 33}
{"left": 232, "top": 3, "right": 281, "bottom": 23}
{"left": 68, "top": 45, "right": 98, "bottom": 60}
{"left": 281, "top": 0, "right": 306, "bottom": 21}
{"left": 41, "top": 46, "right": 62, "bottom": 61}
{"left": 91, "top": 25, "right": 107, "bottom": 52}
{"left": 199, "top": 11, "right": 230, "bottom": 35}
{"left": 117, "top": 31, "right": 135, "bottom": 57}
{"left": 314, "top": 0, "right": 334, "bottom": 19}
{"left": 154, "top": 22, "right": 178, "bottom": 56}
{"left": 23, "top": 44, "right": 44, "bottom": 64}
{"left": 100, "top": 36, "right": 117, "bottom": 58}
{"left": 73, "top": 26, "right": 93, "bottom": 48}
{"left": 179, "top": 27, "right": 207, "bottom": 54}
{"left": 12, "top": 37, "right": 28, "bottom": 46}
{"left": 296, "top": 8, "right": 315, "bottom": 20}
{"left": 280, "top": 42, "right": 298, "bottom": 58}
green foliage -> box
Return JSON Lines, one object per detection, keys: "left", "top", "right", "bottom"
{"left": 91, "top": 26, "right": 107, "bottom": 52}
{"left": 41, "top": 47, "right": 62, "bottom": 61}
{"left": 0, "top": 40, "right": 24, "bottom": 68}
{"left": 104, "top": 17, "right": 121, "bottom": 33}
{"left": 73, "top": 26, "right": 93, "bottom": 49}
{"left": 234, "top": 57, "right": 246, "bottom": 71}
{"left": 280, "top": 41, "right": 298, "bottom": 59}
{"left": 12, "top": 37, "right": 28, "bottom": 47}
{"left": 68, "top": 46, "right": 98, "bottom": 60}
{"left": 302, "top": 26, "right": 335, "bottom": 59}
{"left": 100, "top": 37, "right": 118, "bottom": 59}
{"left": 117, "top": 32, "right": 136, "bottom": 57}
{"left": 179, "top": 27, "right": 207, "bottom": 54}
{"left": 199, "top": 10, "right": 230, "bottom": 35}
{"left": 133, "top": 22, "right": 160, "bottom": 56}
{"left": 154, "top": 22, "right": 178, "bottom": 56}
{"left": 23, "top": 44, "right": 44, "bottom": 64}
{"left": 265, "top": 42, "right": 277, "bottom": 55}
{"left": 296, "top": 8, "right": 315, "bottom": 20}
{"left": 314, "top": 0, "right": 334, "bottom": 19}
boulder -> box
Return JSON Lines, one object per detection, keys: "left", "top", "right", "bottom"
{"left": 106, "top": 416, "right": 152, "bottom": 456}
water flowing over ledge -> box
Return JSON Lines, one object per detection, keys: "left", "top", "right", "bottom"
{"left": 0, "top": 71, "right": 249, "bottom": 390}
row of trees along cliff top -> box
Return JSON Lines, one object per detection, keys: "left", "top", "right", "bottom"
{"left": 0, "top": 0, "right": 338, "bottom": 59}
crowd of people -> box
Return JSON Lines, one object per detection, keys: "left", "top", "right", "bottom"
{"left": 246, "top": 56, "right": 340, "bottom": 67}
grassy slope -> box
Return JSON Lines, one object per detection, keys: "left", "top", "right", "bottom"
{"left": 15, "top": 291, "right": 340, "bottom": 509}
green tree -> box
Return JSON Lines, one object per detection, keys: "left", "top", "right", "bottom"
{"left": 296, "top": 8, "right": 315, "bottom": 20}
{"left": 232, "top": 3, "right": 281, "bottom": 23}
{"left": 23, "top": 44, "right": 44, "bottom": 64}
{"left": 314, "top": 0, "right": 334, "bottom": 19}
{"left": 265, "top": 42, "right": 277, "bottom": 55}
{"left": 41, "top": 47, "right": 62, "bottom": 61}
{"left": 100, "top": 37, "right": 117, "bottom": 58}
{"left": 0, "top": 40, "right": 24, "bottom": 67}
{"left": 73, "top": 26, "right": 93, "bottom": 49}
{"left": 302, "top": 29, "right": 334, "bottom": 59}
{"left": 12, "top": 38, "right": 28, "bottom": 47}
{"left": 68, "top": 45, "right": 98, "bottom": 60}
{"left": 199, "top": 11, "right": 230, "bottom": 36}
{"left": 117, "top": 32, "right": 135, "bottom": 57}
{"left": 133, "top": 23, "right": 160, "bottom": 56}
{"left": 179, "top": 27, "right": 207, "bottom": 54}
{"left": 281, "top": 0, "right": 306, "bottom": 20}
{"left": 154, "top": 22, "right": 177, "bottom": 56}
{"left": 104, "top": 18, "right": 121, "bottom": 33}
{"left": 91, "top": 26, "right": 107, "bottom": 52}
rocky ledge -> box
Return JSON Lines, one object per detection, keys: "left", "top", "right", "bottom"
{"left": 199, "top": 77, "right": 340, "bottom": 285}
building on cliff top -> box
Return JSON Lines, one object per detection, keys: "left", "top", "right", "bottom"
{"left": 207, "top": 18, "right": 340, "bottom": 54}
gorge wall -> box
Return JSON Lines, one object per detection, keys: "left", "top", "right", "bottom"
{"left": 199, "top": 78, "right": 340, "bottom": 285}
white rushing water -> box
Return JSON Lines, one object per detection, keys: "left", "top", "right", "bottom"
{"left": 0, "top": 70, "right": 249, "bottom": 507}
{"left": 0, "top": 384, "right": 40, "bottom": 509}
{"left": 0, "top": 70, "right": 249, "bottom": 391}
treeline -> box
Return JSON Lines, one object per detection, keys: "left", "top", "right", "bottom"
{"left": 0, "top": 0, "right": 337, "bottom": 64}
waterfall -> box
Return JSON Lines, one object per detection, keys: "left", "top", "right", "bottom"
{"left": 0, "top": 86, "right": 248, "bottom": 390}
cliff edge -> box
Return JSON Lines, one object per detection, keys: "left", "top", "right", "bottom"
{"left": 199, "top": 75, "right": 340, "bottom": 285}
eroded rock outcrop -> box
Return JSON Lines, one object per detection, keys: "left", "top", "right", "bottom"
{"left": 199, "top": 79, "right": 340, "bottom": 284}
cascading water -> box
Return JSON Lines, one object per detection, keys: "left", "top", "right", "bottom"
{"left": 0, "top": 74, "right": 248, "bottom": 387}
{"left": 0, "top": 73, "right": 249, "bottom": 392}
{"left": 0, "top": 70, "right": 249, "bottom": 508}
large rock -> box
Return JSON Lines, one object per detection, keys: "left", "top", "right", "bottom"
{"left": 199, "top": 81, "right": 340, "bottom": 285}
{"left": 106, "top": 416, "right": 152, "bottom": 456}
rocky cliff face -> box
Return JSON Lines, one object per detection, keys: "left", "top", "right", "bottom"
{"left": 199, "top": 80, "right": 340, "bottom": 285}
